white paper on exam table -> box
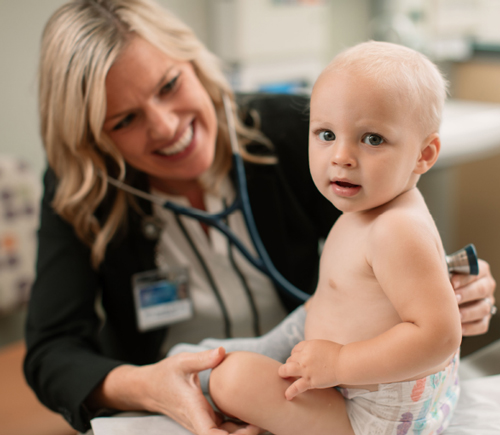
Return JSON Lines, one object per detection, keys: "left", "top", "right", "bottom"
{"left": 91, "top": 374, "right": 500, "bottom": 435}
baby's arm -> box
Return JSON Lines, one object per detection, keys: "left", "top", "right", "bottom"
{"left": 280, "top": 213, "right": 462, "bottom": 398}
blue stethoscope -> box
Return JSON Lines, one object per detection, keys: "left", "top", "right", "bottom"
{"left": 107, "top": 94, "right": 479, "bottom": 303}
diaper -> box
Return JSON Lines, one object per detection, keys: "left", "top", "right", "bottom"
{"left": 337, "top": 352, "right": 460, "bottom": 435}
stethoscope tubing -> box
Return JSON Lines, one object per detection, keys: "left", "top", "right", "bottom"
{"left": 106, "top": 95, "right": 310, "bottom": 302}
{"left": 105, "top": 93, "right": 478, "bottom": 306}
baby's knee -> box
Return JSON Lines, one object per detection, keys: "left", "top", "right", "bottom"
{"left": 210, "top": 352, "right": 255, "bottom": 398}
{"left": 209, "top": 351, "right": 280, "bottom": 415}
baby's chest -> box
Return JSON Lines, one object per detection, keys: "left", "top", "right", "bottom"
{"left": 319, "top": 223, "right": 373, "bottom": 283}
{"left": 309, "top": 227, "right": 401, "bottom": 343}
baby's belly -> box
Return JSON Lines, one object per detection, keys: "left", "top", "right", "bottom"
{"left": 305, "top": 295, "right": 454, "bottom": 389}
{"left": 305, "top": 291, "right": 401, "bottom": 345}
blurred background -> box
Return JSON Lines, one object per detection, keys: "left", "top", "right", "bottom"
{"left": 2, "top": 1, "right": 500, "bottom": 433}
{"left": 1, "top": 0, "right": 500, "bottom": 355}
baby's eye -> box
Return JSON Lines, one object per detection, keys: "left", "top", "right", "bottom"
{"left": 319, "top": 130, "right": 336, "bottom": 141}
{"left": 362, "top": 134, "right": 384, "bottom": 146}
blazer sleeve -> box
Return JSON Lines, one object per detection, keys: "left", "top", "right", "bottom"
{"left": 24, "top": 168, "right": 124, "bottom": 432}
{"left": 237, "top": 93, "right": 341, "bottom": 310}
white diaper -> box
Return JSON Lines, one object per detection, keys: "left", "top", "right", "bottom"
{"left": 337, "top": 352, "right": 460, "bottom": 435}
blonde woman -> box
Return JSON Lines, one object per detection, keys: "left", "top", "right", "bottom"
{"left": 25, "top": 1, "right": 496, "bottom": 434}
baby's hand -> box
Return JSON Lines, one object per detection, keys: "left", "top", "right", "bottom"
{"left": 278, "top": 339, "right": 342, "bottom": 400}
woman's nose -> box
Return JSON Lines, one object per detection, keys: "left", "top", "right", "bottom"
{"left": 331, "top": 141, "right": 356, "bottom": 168}
{"left": 147, "top": 105, "right": 178, "bottom": 140}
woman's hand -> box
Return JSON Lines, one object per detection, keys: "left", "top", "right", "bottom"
{"left": 139, "top": 348, "right": 262, "bottom": 435}
{"left": 218, "top": 421, "right": 265, "bottom": 435}
{"left": 88, "top": 347, "right": 236, "bottom": 435}
{"left": 452, "top": 258, "right": 496, "bottom": 336}
{"left": 139, "top": 347, "right": 231, "bottom": 435}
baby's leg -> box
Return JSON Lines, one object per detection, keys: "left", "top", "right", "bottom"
{"left": 210, "top": 351, "right": 354, "bottom": 435}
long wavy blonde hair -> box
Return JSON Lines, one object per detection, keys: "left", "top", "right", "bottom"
{"left": 39, "top": 0, "right": 273, "bottom": 268}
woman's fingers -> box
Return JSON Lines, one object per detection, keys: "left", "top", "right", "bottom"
{"left": 179, "top": 347, "right": 226, "bottom": 374}
{"left": 460, "top": 298, "right": 496, "bottom": 336}
{"left": 219, "top": 421, "right": 264, "bottom": 434}
{"left": 140, "top": 349, "right": 228, "bottom": 435}
{"left": 451, "top": 258, "right": 496, "bottom": 336}
{"left": 452, "top": 259, "right": 495, "bottom": 304}
{"left": 461, "top": 316, "right": 490, "bottom": 337}
{"left": 460, "top": 298, "right": 493, "bottom": 323}
{"left": 192, "top": 408, "right": 227, "bottom": 435}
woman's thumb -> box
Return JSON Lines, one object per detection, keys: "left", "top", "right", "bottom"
{"left": 185, "top": 346, "right": 226, "bottom": 372}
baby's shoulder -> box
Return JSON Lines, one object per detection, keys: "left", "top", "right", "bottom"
{"left": 369, "top": 202, "right": 437, "bottom": 245}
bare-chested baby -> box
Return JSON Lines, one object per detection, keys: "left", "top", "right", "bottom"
{"left": 189, "top": 41, "right": 462, "bottom": 435}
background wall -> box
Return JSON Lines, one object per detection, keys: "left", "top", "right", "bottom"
{"left": 0, "top": 0, "right": 371, "bottom": 179}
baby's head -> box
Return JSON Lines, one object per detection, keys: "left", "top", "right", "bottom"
{"left": 321, "top": 41, "right": 447, "bottom": 136}
{"left": 309, "top": 41, "right": 448, "bottom": 213}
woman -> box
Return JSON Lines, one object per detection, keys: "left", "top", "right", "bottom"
{"left": 24, "top": 1, "right": 496, "bottom": 434}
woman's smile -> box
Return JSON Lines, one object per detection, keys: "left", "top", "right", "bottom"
{"left": 155, "top": 123, "right": 194, "bottom": 157}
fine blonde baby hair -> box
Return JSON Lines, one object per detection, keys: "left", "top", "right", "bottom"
{"left": 323, "top": 41, "right": 448, "bottom": 136}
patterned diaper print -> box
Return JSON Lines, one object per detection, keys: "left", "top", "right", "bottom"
{"left": 337, "top": 352, "right": 460, "bottom": 435}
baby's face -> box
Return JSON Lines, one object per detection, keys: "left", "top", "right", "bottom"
{"left": 309, "top": 69, "right": 427, "bottom": 214}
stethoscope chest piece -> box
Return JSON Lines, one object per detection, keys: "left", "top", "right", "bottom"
{"left": 446, "top": 244, "right": 479, "bottom": 275}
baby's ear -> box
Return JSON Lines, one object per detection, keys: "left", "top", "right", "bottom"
{"left": 414, "top": 133, "right": 440, "bottom": 174}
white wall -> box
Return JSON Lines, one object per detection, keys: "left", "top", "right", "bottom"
{"left": 0, "top": 0, "right": 370, "bottom": 179}
{"left": 0, "top": 1, "right": 67, "bottom": 179}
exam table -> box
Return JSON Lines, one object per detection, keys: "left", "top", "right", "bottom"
{"left": 90, "top": 341, "right": 500, "bottom": 434}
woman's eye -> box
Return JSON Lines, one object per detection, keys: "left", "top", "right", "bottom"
{"left": 362, "top": 134, "right": 384, "bottom": 146}
{"left": 113, "top": 113, "right": 135, "bottom": 131}
{"left": 160, "top": 74, "right": 180, "bottom": 95}
{"left": 319, "top": 130, "right": 336, "bottom": 141}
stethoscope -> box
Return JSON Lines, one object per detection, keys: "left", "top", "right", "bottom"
{"left": 106, "top": 94, "right": 479, "bottom": 303}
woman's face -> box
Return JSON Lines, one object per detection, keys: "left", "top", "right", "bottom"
{"left": 103, "top": 36, "right": 218, "bottom": 195}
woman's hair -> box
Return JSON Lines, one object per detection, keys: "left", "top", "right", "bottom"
{"left": 321, "top": 40, "right": 448, "bottom": 135}
{"left": 39, "top": 0, "right": 273, "bottom": 268}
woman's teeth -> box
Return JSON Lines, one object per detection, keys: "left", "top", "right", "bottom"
{"left": 156, "top": 125, "right": 193, "bottom": 156}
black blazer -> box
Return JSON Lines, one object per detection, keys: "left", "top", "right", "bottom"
{"left": 24, "top": 93, "right": 341, "bottom": 432}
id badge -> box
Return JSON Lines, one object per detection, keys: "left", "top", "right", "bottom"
{"left": 132, "top": 267, "right": 193, "bottom": 332}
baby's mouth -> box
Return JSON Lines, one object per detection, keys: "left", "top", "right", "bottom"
{"left": 155, "top": 124, "right": 194, "bottom": 156}
{"left": 334, "top": 181, "right": 360, "bottom": 188}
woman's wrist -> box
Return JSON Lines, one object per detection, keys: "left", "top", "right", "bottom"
{"left": 86, "top": 364, "right": 151, "bottom": 414}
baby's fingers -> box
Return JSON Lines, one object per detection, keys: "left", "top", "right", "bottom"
{"left": 284, "top": 378, "right": 310, "bottom": 401}
{"left": 278, "top": 361, "right": 301, "bottom": 379}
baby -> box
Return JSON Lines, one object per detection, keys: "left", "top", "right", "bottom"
{"left": 207, "top": 41, "right": 462, "bottom": 435}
